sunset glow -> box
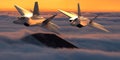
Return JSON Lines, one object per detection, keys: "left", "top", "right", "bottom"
{"left": 1, "top": 0, "right": 120, "bottom": 12}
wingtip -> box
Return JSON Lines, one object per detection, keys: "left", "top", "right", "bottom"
{"left": 14, "top": 4, "right": 17, "bottom": 7}
{"left": 58, "top": 9, "right": 62, "bottom": 11}
{"left": 58, "top": 9, "right": 65, "bottom": 12}
{"left": 14, "top": 4, "right": 19, "bottom": 7}
{"left": 105, "top": 30, "right": 110, "bottom": 32}
{"left": 103, "top": 28, "right": 110, "bottom": 32}
{"left": 101, "top": 27, "right": 110, "bottom": 33}
{"left": 14, "top": 4, "right": 18, "bottom": 8}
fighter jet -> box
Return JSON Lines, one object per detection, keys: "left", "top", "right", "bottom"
{"left": 13, "top": 1, "right": 60, "bottom": 34}
{"left": 58, "top": 3, "right": 109, "bottom": 32}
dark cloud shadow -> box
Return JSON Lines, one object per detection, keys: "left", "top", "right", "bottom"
{"left": 22, "top": 33, "right": 78, "bottom": 48}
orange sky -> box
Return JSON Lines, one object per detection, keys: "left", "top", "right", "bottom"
{"left": 0, "top": 0, "right": 120, "bottom": 12}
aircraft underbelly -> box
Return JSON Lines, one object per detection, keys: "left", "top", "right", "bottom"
{"left": 80, "top": 19, "right": 90, "bottom": 26}
{"left": 76, "top": 24, "right": 84, "bottom": 28}
{"left": 28, "top": 19, "right": 45, "bottom": 26}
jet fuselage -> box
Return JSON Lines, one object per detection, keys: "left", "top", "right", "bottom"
{"left": 22, "top": 16, "right": 46, "bottom": 26}
{"left": 70, "top": 16, "right": 90, "bottom": 28}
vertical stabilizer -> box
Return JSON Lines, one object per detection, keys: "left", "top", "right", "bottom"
{"left": 78, "top": 3, "right": 81, "bottom": 17}
{"left": 33, "top": 1, "right": 40, "bottom": 16}
{"left": 14, "top": 5, "right": 33, "bottom": 17}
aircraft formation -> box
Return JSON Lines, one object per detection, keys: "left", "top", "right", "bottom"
{"left": 13, "top": 1, "right": 109, "bottom": 34}
{"left": 13, "top": 2, "right": 60, "bottom": 34}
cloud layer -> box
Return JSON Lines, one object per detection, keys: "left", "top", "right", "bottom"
{"left": 0, "top": 13, "right": 120, "bottom": 60}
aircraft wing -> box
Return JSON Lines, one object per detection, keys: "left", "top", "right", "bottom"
{"left": 14, "top": 5, "right": 33, "bottom": 17}
{"left": 43, "top": 22, "right": 60, "bottom": 34}
{"left": 58, "top": 9, "right": 77, "bottom": 18}
{"left": 42, "top": 14, "right": 57, "bottom": 26}
{"left": 90, "top": 22, "right": 109, "bottom": 32}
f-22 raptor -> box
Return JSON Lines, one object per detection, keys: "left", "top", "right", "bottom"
{"left": 13, "top": 1, "right": 60, "bottom": 34}
{"left": 58, "top": 3, "right": 109, "bottom": 32}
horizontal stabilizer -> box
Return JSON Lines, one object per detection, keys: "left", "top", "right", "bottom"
{"left": 13, "top": 17, "right": 29, "bottom": 24}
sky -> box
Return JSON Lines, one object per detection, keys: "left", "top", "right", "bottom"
{"left": 0, "top": 0, "right": 120, "bottom": 12}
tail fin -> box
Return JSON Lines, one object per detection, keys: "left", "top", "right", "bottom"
{"left": 78, "top": 3, "right": 81, "bottom": 17}
{"left": 33, "top": 1, "right": 40, "bottom": 16}
{"left": 14, "top": 5, "right": 32, "bottom": 17}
